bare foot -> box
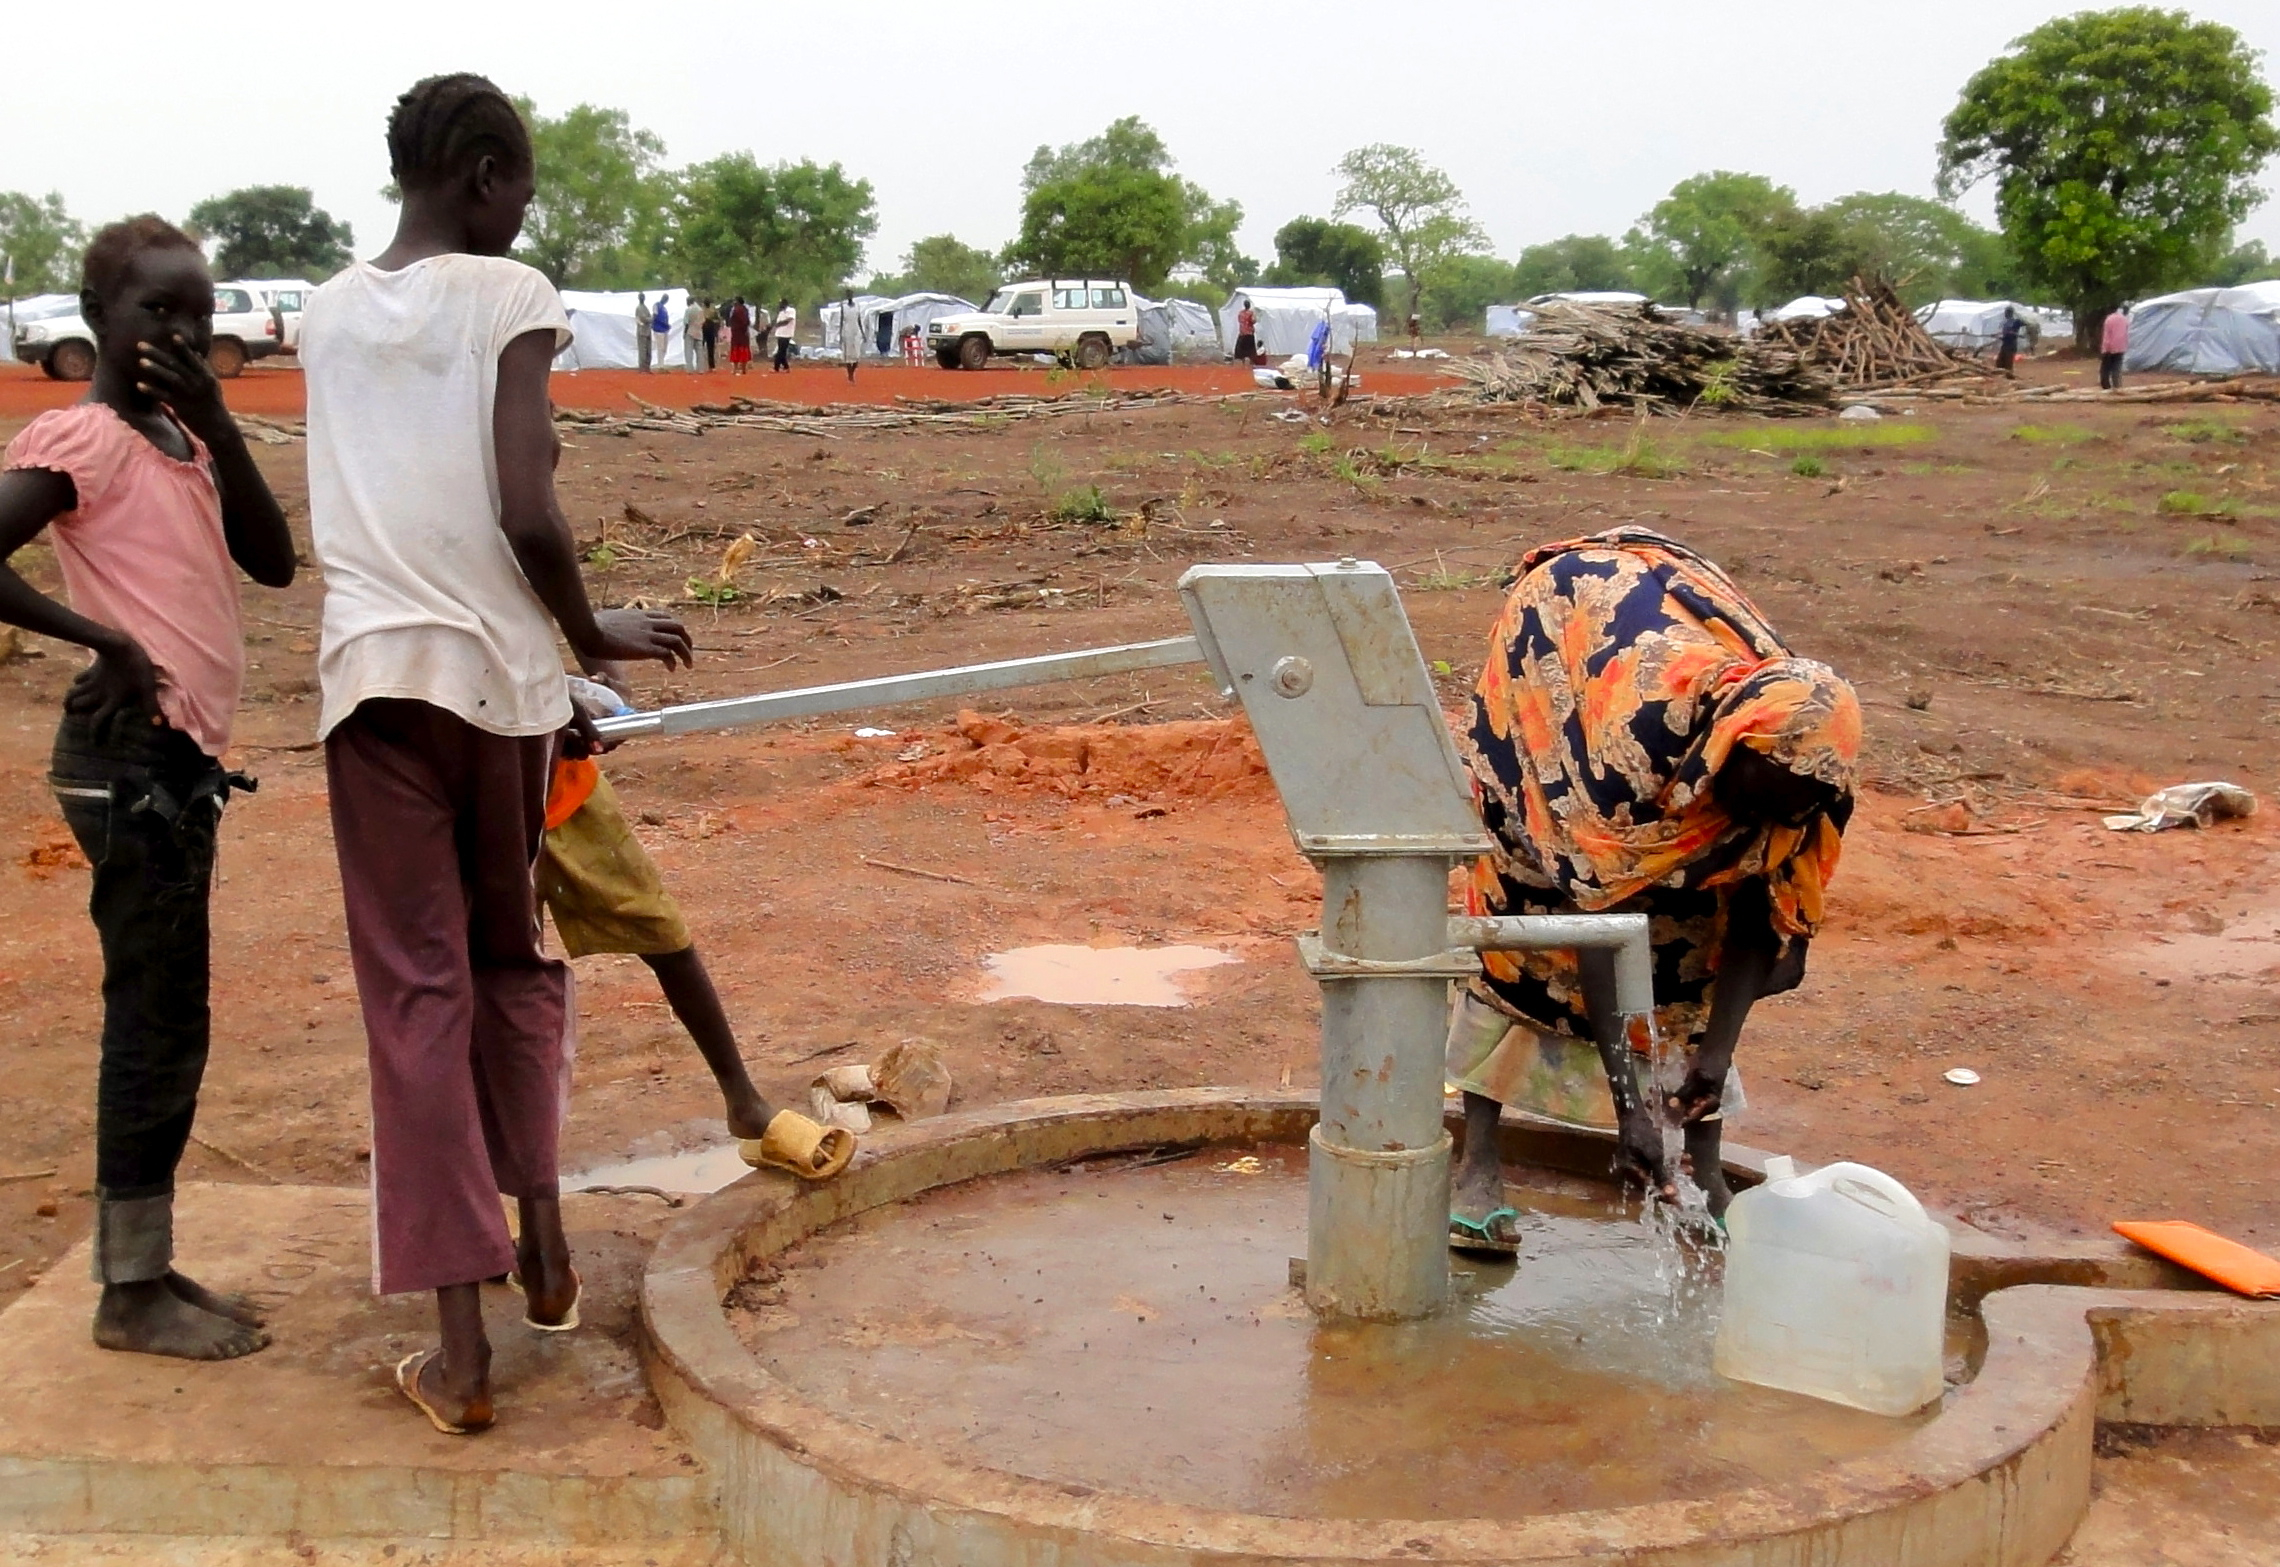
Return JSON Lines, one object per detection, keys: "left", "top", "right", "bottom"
{"left": 94, "top": 1280, "right": 269, "bottom": 1360}
{"left": 165, "top": 1269, "right": 265, "bottom": 1327}
{"left": 1449, "top": 1154, "right": 1520, "bottom": 1251}
{"left": 725, "top": 1091, "right": 772, "bottom": 1142}
{"left": 513, "top": 1199, "right": 578, "bottom": 1327}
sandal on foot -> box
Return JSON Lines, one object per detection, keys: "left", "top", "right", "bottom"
{"left": 739, "top": 1109, "right": 856, "bottom": 1180}
{"left": 1449, "top": 1206, "right": 1522, "bottom": 1257}
{"left": 502, "top": 1268, "right": 582, "bottom": 1333}
{"left": 395, "top": 1349, "right": 491, "bottom": 1436}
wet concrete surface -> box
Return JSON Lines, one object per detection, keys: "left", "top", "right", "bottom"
{"left": 732, "top": 1142, "right": 1936, "bottom": 1520}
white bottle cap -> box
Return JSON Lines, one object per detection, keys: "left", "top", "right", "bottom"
{"left": 1763, "top": 1155, "right": 1797, "bottom": 1181}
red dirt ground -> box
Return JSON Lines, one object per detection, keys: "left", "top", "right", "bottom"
{"left": 0, "top": 359, "right": 1455, "bottom": 421}
{"left": 1, "top": 353, "right": 2276, "bottom": 1309}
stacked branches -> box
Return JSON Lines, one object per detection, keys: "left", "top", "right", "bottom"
{"left": 1449, "top": 301, "right": 1833, "bottom": 416}
{"left": 1759, "top": 276, "right": 1985, "bottom": 387}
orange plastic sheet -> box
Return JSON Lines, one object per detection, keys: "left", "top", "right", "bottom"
{"left": 2113, "top": 1220, "right": 2280, "bottom": 1297}
{"left": 545, "top": 757, "right": 599, "bottom": 830}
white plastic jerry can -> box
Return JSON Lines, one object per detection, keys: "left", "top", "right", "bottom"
{"left": 1714, "top": 1158, "right": 1950, "bottom": 1416}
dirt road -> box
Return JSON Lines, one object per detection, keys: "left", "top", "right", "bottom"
{"left": 1, "top": 353, "right": 2274, "bottom": 1296}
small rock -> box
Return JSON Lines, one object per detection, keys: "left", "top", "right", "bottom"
{"left": 35, "top": 1199, "right": 58, "bottom": 1218}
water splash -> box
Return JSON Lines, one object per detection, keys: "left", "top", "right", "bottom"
{"left": 1621, "top": 1008, "right": 1723, "bottom": 1334}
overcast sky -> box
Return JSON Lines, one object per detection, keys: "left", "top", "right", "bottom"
{"left": 6, "top": 0, "right": 2277, "bottom": 281}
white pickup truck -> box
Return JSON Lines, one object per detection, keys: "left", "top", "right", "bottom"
{"left": 10, "top": 281, "right": 291, "bottom": 380}
{"left": 926, "top": 279, "right": 1140, "bottom": 370}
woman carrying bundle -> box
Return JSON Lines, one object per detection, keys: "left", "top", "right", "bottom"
{"left": 1445, "top": 527, "right": 1860, "bottom": 1254}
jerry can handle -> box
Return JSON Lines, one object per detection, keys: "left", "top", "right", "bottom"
{"left": 1822, "top": 1162, "right": 1929, "bottom": 1226}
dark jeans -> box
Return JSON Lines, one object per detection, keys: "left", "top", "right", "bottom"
{"left": 2101, "top": 352, "right": 2124, "bottom": 390}
{"left": 50, "top": 712, "right": 249, "bottom": 1202}
{"left": 773, "top": 336, "right": 792, "bottom": 371}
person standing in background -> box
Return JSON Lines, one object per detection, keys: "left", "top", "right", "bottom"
{"left": 839, "top": 292, "right": 860, "bottom": 383}
{"left": 1233, "top": 299, "right": 1258, "bottom": 365}
{"left": 725, "top": 297, "right": 752, "bottom": 377}
{"left": 700, "top": 299, "right": 721, "bottom": 371}
{"left": 634, "top": 291, "right": 652, "bottom": 373}
{"left": 684, "top": 299, "right": 707, "bottom": 374}
{"left": 1995, "top": 307, "right": 2022, "bottom": 377}
{"left": 2100, "top": 306, "right": 2129, "bottom": 391}
{"left": 772, "top": 298, "right": 796, "bottom": 372}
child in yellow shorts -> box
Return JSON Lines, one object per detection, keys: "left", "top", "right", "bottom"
{"left": 546, "top": 670, "right": 851, "bottom": 1178}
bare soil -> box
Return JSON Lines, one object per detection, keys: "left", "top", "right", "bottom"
{"left": 3, "top": 350, "right": 2277, "bottom": 1307}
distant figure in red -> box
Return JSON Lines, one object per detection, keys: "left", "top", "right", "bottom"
{"left": 725, "top": 297, "right": 752, "bottom": 377}
{"left": 1233, "top": 301, "right": 1258, "bottom": 365}
{"left": 2100, "top": 306, "right": 2130, "bottom": 391}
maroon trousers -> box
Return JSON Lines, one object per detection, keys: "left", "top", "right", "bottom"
{"left": 325, "top": 699, "right": 567, "bottom": 1295}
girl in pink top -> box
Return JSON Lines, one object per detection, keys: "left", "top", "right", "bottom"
{"left": 0, "top": 215, "right": 295, "bottom": 1362}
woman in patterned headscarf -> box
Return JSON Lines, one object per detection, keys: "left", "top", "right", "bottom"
{"left": 1447, "top": 527, "right": 1860, "bottom": 1254}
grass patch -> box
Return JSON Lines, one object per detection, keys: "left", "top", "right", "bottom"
{"left": 1297, "top": 430, "right": 1335, "bottom": 456}
{"left": 2163, "top": 418, "right": 2248, "bottom": 445}
{"left": 1547, "top": 426, "right": 1686, "bottom": 479}
{"left": 2185, "top": 534, "right": 2253, "bottom": 560}
{"left": 1051, "top": 484, "right": 1115, "bottom": 524}
{"left": 2159, "top": 489, "right": 2240, "bottom": 516}
{"left": 1789, "top": 454, "right": 1827, "bottom": 478}
{"left": 1027, "top": 443, "right": 1067, "bottom": 493}
{"left": 1330, "top": 454, "right": 1382, "bottom": 495}
{"left": 1702, "top": 422, "right": 1934, "bottom": 451}
{"left": 2010, "top": 422, "right": 2095, "bottom": 445}
{"left": 1411, "top": 551, "right": 1488, "bottom": 591}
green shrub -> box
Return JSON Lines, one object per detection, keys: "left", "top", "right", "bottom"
{"left": 1790, "top": 454, "right": 1827, "bottom": 478}
{"left": 1051, "top": 484, "right": 1115, "bottom": 524}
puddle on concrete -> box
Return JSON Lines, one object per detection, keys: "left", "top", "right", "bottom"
{"left": 740, "top": 1145, "right": 1941, "bottom": 1520}
{"left": 979, "top": 944, "right": 1235, "bottom": 1007}
{"left": 567, "top": 1144, "right": 747, "bottom": 1195}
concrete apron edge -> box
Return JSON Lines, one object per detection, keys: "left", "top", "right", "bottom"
{"left": 0, "top": 1450, "right": 715, "bottom": 1542}
{"left": 639, "top": 1087, "right": 2186, "bottom": 1567}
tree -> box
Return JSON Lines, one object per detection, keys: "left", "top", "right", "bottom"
{"left": 1509, "top": 234, "right": 1634, "bottom": 299}
{"left": 1625, "top": 171, "right": 1795, "bottom": 313}
{"left": 1263, "top": 217, "right": 1384, "bottom": 307}
{"left": 186, "top": 186, "right": 353, "bottom": 279}
{"left": 1008, "top": 117, "right": 1244, "bottom": 290}
{"left": 1332, "top": 145, "right": 1488, "bottom": 325}
{"left": 1938, "top": 7, "right": 2279, "bottom": 348}
{"left": 1749, "top": 194, "right": 2031, "bottom": 310}
{"left": 515, "top": 99, "right": 669, "bottom": 287}
{"left": 1008, "top": 165, "right": 1188, "bottom": 290}
{"left": 871, "top": 234, "right": 1000, "bottom": 302}
{"left": 1415, "top": 254, "right": 1518, "bottom": 333}
{"left": 0, "top": 191, "right": 86, "bottom": 296}
{"left": 2206, "top": 238, "right": 2280, "bottom": 286}
{"left": 669, "top": 154, "right": 877, "bottom": 306}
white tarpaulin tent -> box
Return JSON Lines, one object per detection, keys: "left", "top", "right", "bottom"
{"left": 1915, "top": 299, "right": 2043, "bottom": 353}
{"left": 1125, "top": 294, "right": 1223, "bottom": 365}
{"left": 1486, "top": 291, "right": 1650, "bottom": 336}
{"left": 556, "top": 288, "right": 690, "bottom": 370}
{"left": 820, "top": 295, "right": 892, "bottom": 357}
{"left": 1771, "top": 295, "right": 1846, "bottom": 323}
{"left": 2125, "top": 282, "right": 2280, "bottom": 375}
{"left": 1220, "top": 286, "right": 1376, "bottom": 358}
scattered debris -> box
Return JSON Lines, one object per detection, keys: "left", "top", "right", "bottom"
{"left": 2103, "top": 781, "right": 2257, "bottom": 833}
{"left": 554, "top": 387, "right": 1236, "bottom": 439}
{"left": 1944, "top": 1068, "right": 1982, "bottom": 1087}
{"left": 1445, "top": 300, "right": 1832, "bottom": 416}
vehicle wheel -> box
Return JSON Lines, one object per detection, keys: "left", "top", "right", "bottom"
{"left": 207, "top": 339, "right": 247, "bottom": 379}
{"left": 1074, "top": 334, "right": 1112, "bottom": 371}
{"left": 935, "top": 347, "right": 960, "bottom": 370}
{"left": 46, "top": 340, "right": 96, "bottom": 382}
{"left": 957, "top": 334, "right": 991, "bottom": 371}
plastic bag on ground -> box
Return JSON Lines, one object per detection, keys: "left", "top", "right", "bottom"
{"left": 2103, "top": 781, "right": 2256, "bottom": 832}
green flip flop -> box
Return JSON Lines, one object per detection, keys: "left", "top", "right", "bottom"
{"left": 1448, "top": 1206, "right": 1522, "bottom": 1257}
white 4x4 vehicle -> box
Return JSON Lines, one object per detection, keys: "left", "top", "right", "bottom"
{"left": 10, "top": 281, "right": 285, "bottom": 381}
{"left": 927, "top": 280, "right": 1139, "bottom": 370}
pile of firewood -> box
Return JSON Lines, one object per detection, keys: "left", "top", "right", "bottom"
{"left": 1757, "top": 277, "right": 1985, "bottom": 387}
{"left": 1447, "top": 300, "right": 1833, "bottom": 416}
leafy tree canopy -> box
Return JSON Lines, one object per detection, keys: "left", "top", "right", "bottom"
{"left": 670, "top": 154, "right": 876, "bottom": 307}
{"left": 187, "top": 186, "right": 353, "bottom": 279}
{"left": 2205, "top": 237, "right": 2280, "bottom": 287}
{"left": 0, "top": 191, "right": 87, "bottom": 296}
{"left": 1413, "top": 254, "right": 1518, "bottom": 333}
{"left": 1624, "top": 170, "right": 1795, "bottom": 312}
{"left": 1010, "top": 117, "right": 1245, "bottom": 291}
{"left": 1263, "top": 217, "right": 1385, "bottom": 308}
{"left": 515, "top": 99, "right": 670, "bottom": 287}
{"left": 870, "top": 234, "right": 1000, "bottom": 303}
{"left": 1332, "top": 144, "right": 1488, "bottom": 323}
{"left": 1509, "top": 234, "right": 1634, "bottom": 299}
{"left": 1749, "top": 193, "right": 2023, "bottom": 308}
{"left": 1938, "top": 6, "right": 2278, "bottom": 343}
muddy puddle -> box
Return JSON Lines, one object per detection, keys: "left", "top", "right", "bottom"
{"left": 738, "top": 1144, "right": 1940, "bottom": 1519}
{"left": 980, "top": 943, "right": 1235, "bottom": 1006}
{"left": 567, "top": 1143, "right": 747, "bottom": 1195}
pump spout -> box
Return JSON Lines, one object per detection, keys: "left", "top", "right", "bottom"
{"left": 1447, "top": 913, "right": 1654, "bottom": 1017}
